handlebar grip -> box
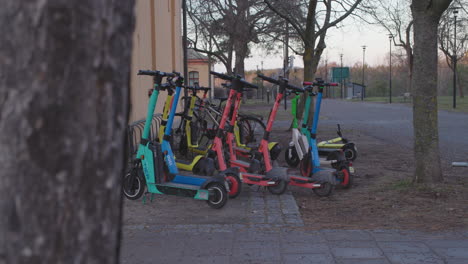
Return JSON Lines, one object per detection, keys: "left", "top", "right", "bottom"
{"left": 257, "top": 74, "right": 279, "bottom": 85}
{"left": 328, "top": 82, "right": 339, "bottom": 86}
{"left": 210, "top": 71, "right": 233, "bottom": 81}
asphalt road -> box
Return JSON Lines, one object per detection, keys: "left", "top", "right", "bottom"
{"left": 318, "top": 100, "right": 468, "bottom": 163}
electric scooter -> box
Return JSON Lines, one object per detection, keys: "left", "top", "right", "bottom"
{"left": 211, "top": 71, "right": 292, "bottom": 194}
{"left": 317, "top": 124, "right": 358, "bottom": 161}
{"left": 296, "top": 78, "right": 353, "bottom": 189}
{"left": 122, "top": 70, "right": 229, "bottom": 209}
{"left": 284, "top": 91, "right": 310, "bottom": 167}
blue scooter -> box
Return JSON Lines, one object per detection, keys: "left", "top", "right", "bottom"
{"left": 122, "top": 70, "right": 229, "bottom": 209}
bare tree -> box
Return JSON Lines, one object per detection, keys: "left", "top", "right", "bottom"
{"left": 188, "top": 0, "right": 280, "bottom": 76}
{"left": 0, "top": 1, "right": 134, "bottom": 263}
{"left": 368, "top": 0, "right": 414, "bottom": 93}
{"left": 438, "top": 0, "right": 468, "bottom": 98}
{"left": 411, "top": 0, "right": 452, "bottom": 184}
{"left": 264, "top": 0, "right": 363, "bottom": 122}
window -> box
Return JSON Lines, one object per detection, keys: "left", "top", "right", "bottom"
{"left": 188, "top": 71, "right": 199, "bottom": 86}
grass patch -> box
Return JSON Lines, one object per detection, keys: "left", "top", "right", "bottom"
{"left": 391, "top": 179, "right": 413, "bottom": 191}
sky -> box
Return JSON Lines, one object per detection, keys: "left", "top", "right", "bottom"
{"left": 241, "top": 22, "right": 394, "bottom": 71}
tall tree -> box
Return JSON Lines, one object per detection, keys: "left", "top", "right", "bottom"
{"left": 188, "top": 0, "right": 279, "bottom": 76}
{"left": 411, "top": 0, "right": 452, "bottom": 184}
{"left": 264, "top": 0, "right": 363, "bottom": 122}
{"left": 438, "top": 0, "right": 468, "bottom": 98}
{"left": 0, "top": 1, "right": 134, "bottom": 263}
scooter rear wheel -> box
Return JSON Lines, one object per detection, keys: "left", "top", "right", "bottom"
{"left": 226, "top": 173, "right": 242, "bottom": 199}
{"left": 285, "top": 145, "right": 300, "bottom": 168}
{"left": 267, "top": 180, "right": 288, "bottom": 195}
{"left": 312, "top": 182, "right": 334, "bottom": 197}
{"left": 343, "top": 145, "right": 357, "bottom": 161}
{"left": 123, "top": 171, "right": 146, "bottom": 200}
{"left": 206, "top": 183, "right": 228, "bottom": 209}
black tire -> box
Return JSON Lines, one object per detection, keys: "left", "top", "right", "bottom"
{"left": 343, "top": 145, "right": 357, "bottom": 161}
{"left": 206, "top": 183, "right": 228, "bottom": 209}
{"left": 267, "top": 180, "right": 288, "bottom": 195}
{"left": 285, "top": 145, "right": 300, "bottom": 167}
{"left": 339, "top": 166, "right": 353, "bottom": 189}
{"left": 313, "top": 182, "right": 334, "bottom": 197}
{"left": 122, "top": 170, "right": 146, "bottom": 200}
{"left": 238, "top": 116, "right": 266, "bottom": 146}
{"left": 299, "top": 154, "right": 312, "bottom": 177}
{"left": 225, "top": 173, "right": 242, "bottom": 199}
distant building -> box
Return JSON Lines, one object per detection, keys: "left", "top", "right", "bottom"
{"left": 187, "top": 49, "right": 214, "bottom": 97}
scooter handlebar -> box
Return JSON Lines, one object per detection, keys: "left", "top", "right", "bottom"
{"left": 211, "top": 71, "right": 258, "bottom": 89}
{"left": 258, "top": 74, "right": 303, "bottom": 93}
{"left": 138, "top": 70, "right": 176, "bottom": 77}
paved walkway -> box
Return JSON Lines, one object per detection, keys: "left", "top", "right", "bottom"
{"left": 121, "top": 187, "right": 468, "bottom": 264}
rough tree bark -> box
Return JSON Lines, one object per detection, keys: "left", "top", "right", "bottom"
{"left": 411, "top": 0, "right": 451, "bottom": 184}
{"left": 0, "top": 1, "right": 135, "bottom": 263}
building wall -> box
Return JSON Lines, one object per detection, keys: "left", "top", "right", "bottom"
{"left": 130, "top": 0, "right": 183, "bottom": 122}
{"left": 187, "top": 60, "right": 214, "bottom": 96}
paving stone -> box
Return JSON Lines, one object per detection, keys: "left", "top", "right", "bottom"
{"left": 177, "top": 256, "right": 231, "bottom": 264}
{"left": 235, "top": 230, "right": 281, "bottom": 242}
{"left": 267, "top": 214, "right": 284, "bottom": 224}
{"left": 444, "top": 258, "right": 468, "bottom": 264}
{"left": 281, "top": 230, "right": 325, "bottom": 243}
{"left": 370, "top": 230, "right": 419, "bottom": 242}
{"left": 282, "top": 253, "right": 335, "bottom": 264}
{"left": 329, "top": 240, "right": 378, "bottom": 248}
{"left": 425, "top": 240, "right": 468, "bottom": 248}
{"left": 385, "top": 252, "right": 444, "bottom": 264}
{"left": 336, "top": 258, "right": 391, "bottom": 264}
{"left": 331, "top": 247, "right": 384, "bottom": 259}
{"left": 183, "top": 235, "right": 234, "bottom": 256}
{"left": 378, "top": 241, "right": 432, "bottom": 253}
{"left": 323, "top": 230, "right": 374, "bottom": 241}
{"left": 231, "top": 241, "right": 281, "bottom": 262}
{"left": 431, "top": 248, "right": 468, "bottom": 259}
{"left": 281, "top": 242, "right": 329, "bottom": 254}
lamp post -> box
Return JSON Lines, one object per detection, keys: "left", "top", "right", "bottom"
{"left": 361, "top": 45, "right": 367, "bottom": 101}
{"left": 389, "top": 34, "right": 393, "bottom": 104}
{"left": 453, "top": 9, "right": 459, "bottom": 109}
{"left": 340, "top": 53, "right": 344, "bottom": 99}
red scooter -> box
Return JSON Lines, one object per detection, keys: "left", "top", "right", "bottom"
{"left": 210, "top": 71, "right": 291, "bottom": 194}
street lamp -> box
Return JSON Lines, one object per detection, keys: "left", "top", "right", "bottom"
{"left": 453, "top": 8, "right": 459, "bottom": 109}
{"left": 388, "top": 34, "right": 393, "bottom": 104}
{"left": 361, "top": 45, "right": 367, "bottom": 101}
{"left": 340, "top": 53, "right": 344, "bottom": 99}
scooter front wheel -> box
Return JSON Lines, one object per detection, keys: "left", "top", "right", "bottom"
{"left": 226, "top": 173, "right": 242, "bottom": 199}
{"left": 122, "top": 171, "right": 146, "bottom": 200}
{"left": 313, "top": 182, "right": 334, "bottom": 197}
{"left": 206, "top": 183, "right": 228, "bottom": 209}
{"left": 339, "top": 166, "right": 353, "bottom": 189}
{"left": 267, "top": 180, "right": 288, "bottom": 195}
{"left": 285, "top": 145, "right": 300, "bottom": 168}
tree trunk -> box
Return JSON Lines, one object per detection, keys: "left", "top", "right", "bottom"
{"left": 0, "top": 1, "right": 135, "bottom": 263}
{"left": 234, "top": 41, "right": 248, "bottom": 77}
{"left": 411, "top": 0, "right": 451, "bottom": 184}
{"left": 406, "top": 46, "right": 414, "bottom": 93}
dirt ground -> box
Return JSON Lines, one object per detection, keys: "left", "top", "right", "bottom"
{"left": 245, "top": 103, "right": 468, "bottom": 232}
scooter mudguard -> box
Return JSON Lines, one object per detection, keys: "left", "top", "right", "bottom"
{"left": 310, "top": 168, "right": 337, "bottom": 185}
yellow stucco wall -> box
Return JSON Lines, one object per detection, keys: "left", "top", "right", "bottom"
{"left": 130, "top": 0, "right": 183, "bottom": 122}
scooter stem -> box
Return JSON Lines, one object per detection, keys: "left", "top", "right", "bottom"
{"left": 142, "top": 85, "right": 159, "bottom": 140}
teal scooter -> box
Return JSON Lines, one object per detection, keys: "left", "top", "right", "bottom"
{"left": 122, "top": 70, "right": 229, "bottom": 209}
{"left": 297, "top": 79, "right": 353, "bottom": 189}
